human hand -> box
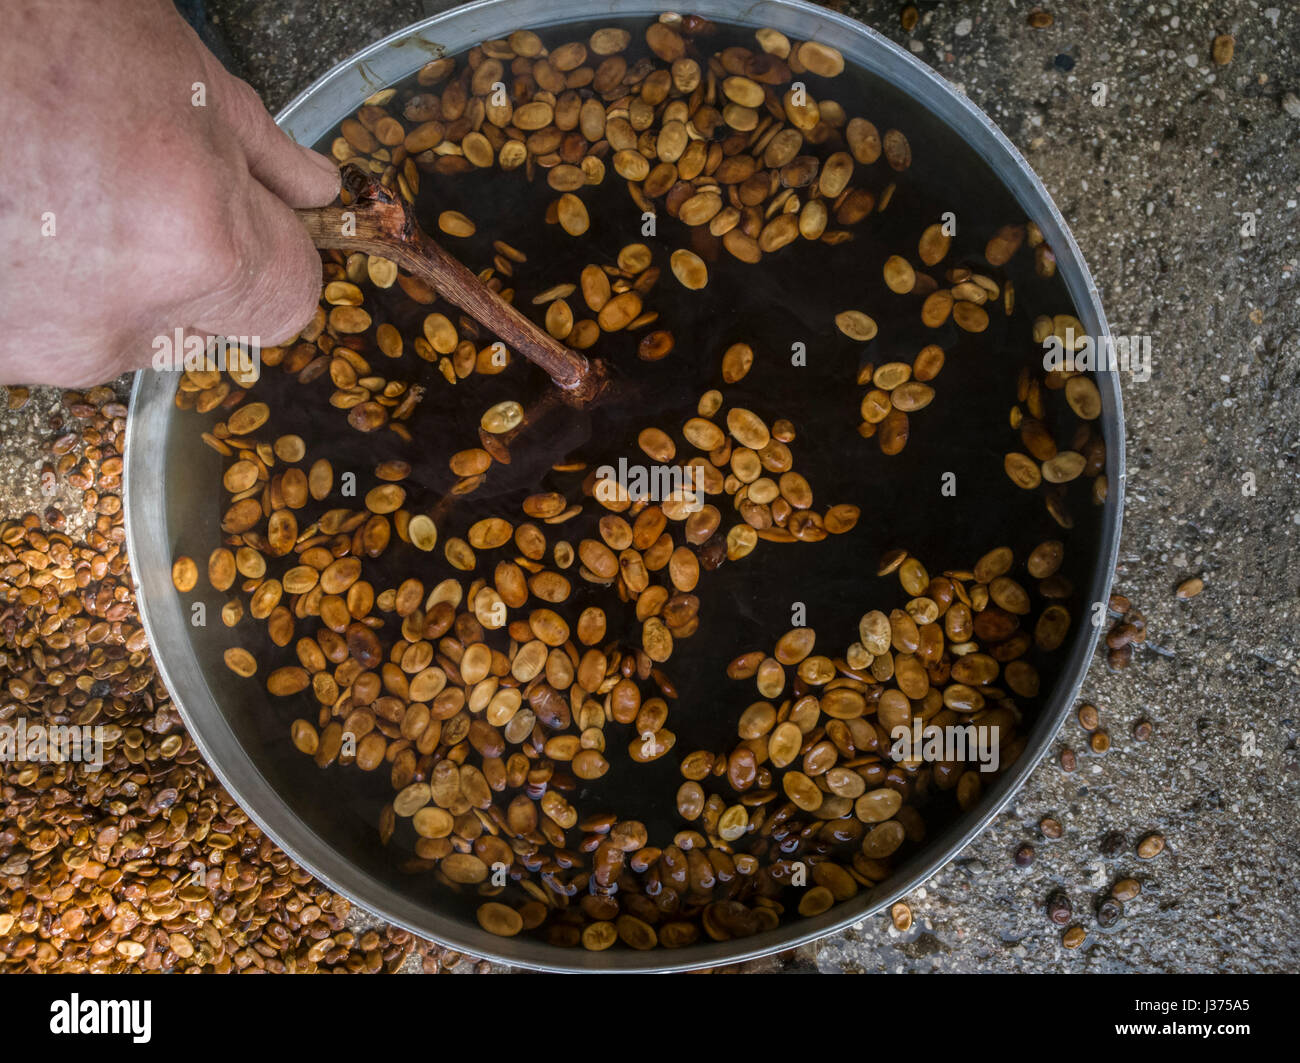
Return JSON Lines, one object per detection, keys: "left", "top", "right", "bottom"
{"left": 0, "top": 0, "right": 339, "bottom": 387}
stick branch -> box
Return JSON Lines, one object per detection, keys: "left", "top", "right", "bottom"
{"left": 296, "top": 165, "right": 608, "bottom": 405}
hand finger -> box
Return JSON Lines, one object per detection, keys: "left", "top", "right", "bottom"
{"left": 221, "top": 75, "right": 339, "bottom": 208}
{"left": 188, "top": 176, "right": 323, "bottom": 347}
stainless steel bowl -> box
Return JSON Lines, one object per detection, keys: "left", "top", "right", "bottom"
{"left": 125, "top": 0, "right": 1124, "bottom": 971}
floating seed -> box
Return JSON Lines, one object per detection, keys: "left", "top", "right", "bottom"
{"left": 481, "top": 400, "right": 523, "bottom": 434}
{"left": 223, "top": 647, "right": 258, "bottom": 677}
{"left": 158, "top": 550, "right": 198, "bottom": 596}
{"left": 1004, "top": 452, "right": 1042, "bottom": 489}
{"left": 883, "top": 255, "right": 916, "bottom": 294}
{"left": 1064, "top": 376, "right": 1102, "bottom": 420}
{"left": 409, "top": 515, "right": 438, "bottom": 551}
{"left": 670, "top": 249, "right": 708, "bottom": 290}
{"left": 836, "top": 310, "right": 878, "bottom": 341}
{"left": 556, "top": 193, "right": 590, "bottom": 236}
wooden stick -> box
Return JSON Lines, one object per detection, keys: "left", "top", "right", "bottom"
{"left": 295, "top": 165, "right": 608, "bottom": 405}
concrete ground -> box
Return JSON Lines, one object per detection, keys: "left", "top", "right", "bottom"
{"left": 4, "top": 0, "right": 1297, "bottom": 972}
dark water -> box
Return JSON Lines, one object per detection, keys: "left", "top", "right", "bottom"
{"left": 167, "top": 16, "right": 1104, "bottom": 930}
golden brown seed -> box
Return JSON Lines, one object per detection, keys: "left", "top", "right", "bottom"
{"left": 1065, "top": 376, "right": 1102, "bottom": 420}
{"left": 477, "top": 902, "right": 523, "bottom": 937}
{"left": 882, "top": 129, "right": 911, "bottom": 171}
{"left": 469, "top": 517, "right": 513, "bottom": 550}
{"left": 774, "top": 627, "right": 816, "bottom": 665}
{"left": 205, "top": 548, "right": 235, "bottom": 592}
{"left": 835, "top": 310, "right": 878, "bottom": 341}
{"left": 953, "top": 301, "right": 989, "bottom": 333}
{"left": 637, "top": 427, "right": 676, "bottom": 462}
{"left": 726, "top": 525, "right": 757, "bottom": 560}
{"left": 1042, "top": 451, "right": 1086, "bottom": 483}
{"left": 580, "top": 265, "right": 611, "bottom": 312}
{"left": 883, "top": 255, "right": 916, "bottom": 294}
{"left": 272, "top": 434, "right": 305, "bottom": 463}
{"left": 985, "top": 224, "right": 1025, "bottom": 266}
{"left": 223, "top": 647, "right": 257, "bottom": 677}
{"left": 797, "top": 40, "right": 844, "bottom": 76}
{"left": 1136, "top": 833, "right": 1166, "bottom": 860}
{"left": 679, "top": 191, "right": 723, "bottom": 227}
{"left": 720, "top": 342, "right": 754, "bottom": 383}
{"left": 308, "top": 458, "right": 333, "bottom": 500}
{"left": 444, "top": 538, "right": 476, "bottom": 571}
{"left": 408, "top": 515, "right": 438, "bottom": 552}
{"left": 481, "top": 400, "right": 523, "bottom": 434}
{"left": 171, "top": 556, "right": 198, "bottom": 592}
{"left": 329, "top": 306, "right": 371, "bottom": 335}
{"left": 683, "top": 417, "right": 725, "bottom": 451}
{"left": 797, "top": 886, "right": 834, "bottom": 918}
{"left": 266, "top": 666, "right": 309, "bottom": 696}
{"left": 637, "top": 330, "right": 675, "bottom": 362}
{"left": 918, "top": 223, "right": 951, "bottom": 265}
{"left": 918, "top": 290, "right": 952, "bottom": 328}
{"left": 324, "top": 280, "right": 362, "bottom": 306}
{"left": 913, "top": 344, "right": 945, "bottom": 382}
{"left": 556, "top": 193, "right": 590, "bottom": 236}
{"left": 1027, "top": 540, "right": 1065, "bottom": 579}
{"left": 726, "top": 408, "right": 770, "bottom": 450}
{"left": 891, "top": 381, "right": 934, "bottom": 412}
{"left": 596, "top": 291, "right": 642, "bottom": 332}
{"left": 450, "top": 448, "right": 492, "bottom": 477}
{"left": 783, "top": 771, "right": 823, "bottom": 812}
{"left": 1035, "top": 605, "right": 1072, "bottom": 651}
{"left": 222, "top": 460, "right": 258, "bottom": 494}
{"left": 438, "top": 210, "right": 476, "bottom": 237}
{"left": 1004, "top": 452, "right": 1042, "bottom": 489}
{"left": 422, "top": 313, "right": 457, "bottom": 354}
{"left": 824, "top": 504, "right": 860, "bottom": 534}
{"left": 670, "top": 249, "right": 708, "bottom": 290}
{"left": 364, "top": 483, "right": 405, "bottom": 514}
{"left": 227, "top": 402, "right": 269, "bottom": 435}
{"left": 878, "top": 410, "right": 909, "bottom": 455}
{"left": 367, "top": 256, "right": 397, "bottom": 288}
{"left": 290, "top": 719, "right": 318, "bottom": 756}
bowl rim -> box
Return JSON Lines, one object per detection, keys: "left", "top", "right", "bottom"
{"left": 126, "top": 0, "right": 1124, "bottom": 972}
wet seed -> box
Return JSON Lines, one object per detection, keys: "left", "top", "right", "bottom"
{"left": 670, "top": 249, "right": 708, "bottom": 290}
{"left": 1136, "top": 832, "right": 1165, "bottom": 860}
{"left": 481, "top": 401, "right": 523, "bottom": 434}
{"left": 835, "top": 310, "right": 878, "bottom": 341}
{"left": 556, "top": 194, "right": 590, "bottom": 236}
{"left": 171, "top": 556, "right": 198, "bottom": 592}
{"left": 721, "top": 342, "right": 754, "bottom": 383}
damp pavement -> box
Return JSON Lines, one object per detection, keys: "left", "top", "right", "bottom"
{"left": 3, "top": 0, "right": 1297, "bottom": 973}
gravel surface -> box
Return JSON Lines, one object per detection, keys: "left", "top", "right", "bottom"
{"left": 2, "top": 0, "right": 1297, "bottom": 973}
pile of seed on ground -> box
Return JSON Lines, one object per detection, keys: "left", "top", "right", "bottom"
{"left": 0, "top": 384, "right": 488, "bottom": 973}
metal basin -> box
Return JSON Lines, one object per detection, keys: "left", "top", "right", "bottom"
{"left": 125, "top": 0, "right": 1124, "bottom": 971}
